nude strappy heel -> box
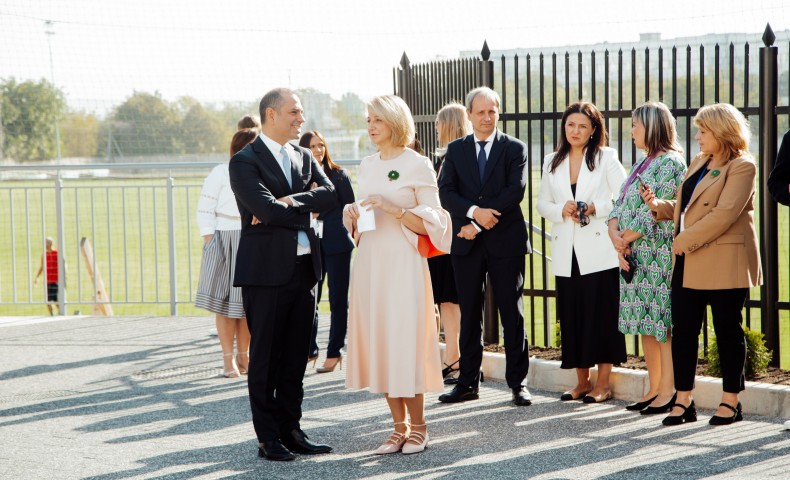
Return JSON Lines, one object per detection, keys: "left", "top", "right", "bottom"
{"left": 401, "top": 423, "right": 428, "bottom": 454}
{"left": 374, "top": 422, "right": 410, "bottom": 454}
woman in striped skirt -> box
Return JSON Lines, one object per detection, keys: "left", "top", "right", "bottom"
{"left": 196, "top": 119, "right": 259, "bottom": 378}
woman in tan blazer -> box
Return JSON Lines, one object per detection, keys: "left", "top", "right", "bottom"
{"left": 642, "top": 103, "right": 762, "bottom": 427}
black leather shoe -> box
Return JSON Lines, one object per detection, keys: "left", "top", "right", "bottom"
{"left": 512, "top": 386, "right": 532, "bottom": 406}
{"left": 640, "top": 393, "right": 677, "bottom": 415}
{"left": 709, "top": 402, "right": 743, "bottom": 426}
{"left": 625, "top": 395, "right": 657, "bottom": 411}
{"left": 258, "top": 439, "right": 295, "bottom": 461}
{"left": 438, "top": 384, "right": 479, "bottom": 403}
{"left": 281, "top": 429, "right": 332, "bottom": 454}
{"left": 662, "top": 400, "right": 697, "bottom": 426}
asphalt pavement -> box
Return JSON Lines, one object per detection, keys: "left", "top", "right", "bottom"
{"left": 1, "top": 315, "right": 789, "bottom": 479}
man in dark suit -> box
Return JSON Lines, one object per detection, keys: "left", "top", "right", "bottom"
{"left": 437, "top": 87, "right": 532, "bottom": 406}
{"left": 229, "top": 88, "right": 337, "bottom": 461}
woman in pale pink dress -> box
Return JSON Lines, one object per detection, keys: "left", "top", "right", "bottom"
{"left": 344, "top": 95, "right": 452, "bottom": 455}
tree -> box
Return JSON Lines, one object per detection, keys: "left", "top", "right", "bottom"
{"left": 177, "top": 97, "right": 226, "bottom": 154}
{"left": 335, "top": 92, "right": 367, "bottom": 132}
{"left": 110, "top": 91, "right": 181, "bottom": 155}
{"left": 61, "top": 110, "right": 99, "bottom": 158}
{"left": 0, "top": 77, "right": 65, "bottom": 161}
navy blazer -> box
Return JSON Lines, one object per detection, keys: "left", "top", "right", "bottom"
{"left": 438, "top": 131, "right": 529, "bottom": 257}
{"left": 318, "top": 167, "right": 355, "bottom": 255}
{"left": 229, "top": 136, "right": 336, "bottom": 286}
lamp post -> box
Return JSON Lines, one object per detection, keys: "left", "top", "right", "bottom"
{"left": 44, "top": 20, "right": 61, "bottom": 162}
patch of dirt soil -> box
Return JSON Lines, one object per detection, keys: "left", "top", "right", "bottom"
{"left": 479, "top": 344, "right": 790, "bottom": 386}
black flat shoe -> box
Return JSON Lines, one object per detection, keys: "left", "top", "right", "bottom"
{"left": 438, "top": 384, "right": 479, "bottom": 403}
{"left": 709, "top": 402, "right": 743, "bottom": 425}
{"left": 512, "top": 386, "right": 532, "bottom": 406}
{"left": 258, "top": 439, "right": 295, "bottom": 461}
{"left": 625, "top": 395, "right": 657, "bottom": 411}
{"left": 640, "top": 393, "right": 677, "bottom": 415}
{"left": 560, "top": 389, "right": 591, "bottom": 401}
{"left": 662, "top": 400, "right": 697, "bottom": 426}
{"left": 281, "top": 429, "right": 332, "bottom": 454}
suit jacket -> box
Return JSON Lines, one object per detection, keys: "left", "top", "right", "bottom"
{"left": 653, "top": 153, "right": 762, "bottom": 290}
{"left": 536, "top": 147, "right": 626, "bottom": 277}
{"left": 318, "top": 167, "right": 355, "bottom": 255}
{"left": 438, "top": 131, "right": 529, "bottom": 257}
{"left": 768, "top": 129, "right": 790, "bottom": 206}
{"left": 229, "top": 136, "right": 336, "bottom": 286}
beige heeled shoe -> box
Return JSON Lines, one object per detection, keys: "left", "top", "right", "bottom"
{"left": 316, "top": 356, "right": 342, "bottom": 373}
{"left": 401, "top": 423, "right": 428, "bottom": 454}
{"left": 374, "top": 422, "right": 410, "bottom": 455}
{"left": 308, "top": 355, "right": 319, "bottom": 369}
{"left": 222, "top": 353, "right": 240, "bottom": 378}
{"left": 236, "top": 351, "right": 249, "bottom": 375}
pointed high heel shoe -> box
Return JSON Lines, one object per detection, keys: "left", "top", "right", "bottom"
{"left": 442, "top": 360, "right": 459, "bottom": 384}
{"left": 662, "top": 400, "right": 697, "bottom": 426}
{"left": 640, "top": 393, "right": 677, "bottom": 415}
{"left": 236, "top": 351, "right": 249, "bottom": 375}
{"left": 316, "top": 356, "right": 342, "bottom": 373}
{"left": 222, "top": 353, "right": 240, "bottom": 378}
{"left": 401, "top": 423, "right": 428, "bottom": 454}
{"left": 307, "top": 355, "right": 319, "bottom": 369}
{"left": 374, "top": 422, "right": 410, "bottom": 455}
{"left": 709, "top": 402, "right": 743, "bottom": 425}
{"left": 625, "top": 395, "right": 658, "bottom": 411}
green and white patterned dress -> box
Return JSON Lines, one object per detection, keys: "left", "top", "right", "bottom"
{"left": 609, "top": 151, "right": 686, "bottom": 343}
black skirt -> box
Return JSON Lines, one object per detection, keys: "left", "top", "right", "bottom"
{"left": 428, "top": 254, "right": 458, "bottom": 304}
{"left": 555, "top": 252, "right": 626, "bottom": 369}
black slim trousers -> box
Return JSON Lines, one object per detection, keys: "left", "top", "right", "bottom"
{"left": 671, "top": 255, "right": 747, "bottom": 393}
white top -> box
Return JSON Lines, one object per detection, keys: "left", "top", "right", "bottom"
{"left": 196, "top": 163, "right": 241, "bottom": 235}
{"left": 536, "top": 147, "right": 626, "bottom": 277}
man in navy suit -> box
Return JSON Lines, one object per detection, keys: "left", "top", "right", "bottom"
{"left": 229, "top": 88, "right": 337, "bottom": 460}
{"left": 437, "top": 87, "right": 532, "bottom": 406}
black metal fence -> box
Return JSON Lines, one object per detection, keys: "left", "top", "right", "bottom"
{"left": 394, "top": 25, "right": 790, "bottom": 368}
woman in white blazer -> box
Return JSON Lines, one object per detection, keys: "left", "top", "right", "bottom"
{"left": 537, "top": 102, "right": 627, "bottom": 403}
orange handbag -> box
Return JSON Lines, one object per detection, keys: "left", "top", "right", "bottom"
{"left": 416, "top": 234, "right": 447, "bottom": 258}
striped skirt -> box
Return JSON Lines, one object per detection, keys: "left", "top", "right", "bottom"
{"left": 195, "top": 229, "right": 245, "bottom": 318}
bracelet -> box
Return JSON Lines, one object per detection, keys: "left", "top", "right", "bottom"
{"left": 395, "top": 208, "right": 406, "bottom": 219}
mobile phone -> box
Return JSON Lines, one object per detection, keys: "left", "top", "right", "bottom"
{"left": 635, "top": 173, "right": 647, "bottom": 189}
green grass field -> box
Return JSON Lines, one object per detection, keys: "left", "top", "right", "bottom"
{"left": 1, "top": 170, "right": 788, "bottom": 367}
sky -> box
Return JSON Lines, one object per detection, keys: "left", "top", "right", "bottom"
{"left": 1, "top": 0, "right": 789, "bottom": 115}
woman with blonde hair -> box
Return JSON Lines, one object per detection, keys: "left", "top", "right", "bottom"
{"left": 642, "top": 103, "right": 762, "bottom": 426}
{"left": 609, "top": 102, "right": 686, "bottom": 414}
{"left": 344, "top": 94, "right": 452, "bottom": 454}
{"left": 431, "top": 102, "right": 471, "bottom": 384}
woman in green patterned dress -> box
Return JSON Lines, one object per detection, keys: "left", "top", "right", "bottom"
{"left": 608, "top": 102, "right": 687, "bottom": 414}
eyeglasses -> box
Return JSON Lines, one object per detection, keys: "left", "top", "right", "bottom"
{"left": 577, "top": 201, "right": 590, "bottom": 227}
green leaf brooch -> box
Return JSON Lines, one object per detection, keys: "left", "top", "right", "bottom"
{"left": 387, "top": 170, "right": 400, "bottom": 181}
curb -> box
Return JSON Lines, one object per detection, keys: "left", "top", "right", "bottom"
{"left": 444, "top": 345, "right": 790, "bottom": 418}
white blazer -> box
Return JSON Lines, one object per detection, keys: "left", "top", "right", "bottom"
{"left": 536, "top": 147, "right": 626, "bottom": 277}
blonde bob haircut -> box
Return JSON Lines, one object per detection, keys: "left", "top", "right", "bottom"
{"left": 693, "top": 103, "right": 752, "bottom": 161}
{"left": 368, "top": 95, "right": 415, "bottom": 148}
{"left": 435, "top": 102, "right": 472, "bottom": 153}
{"left": 632, "top": 101, "right": 683, "bottom": 157}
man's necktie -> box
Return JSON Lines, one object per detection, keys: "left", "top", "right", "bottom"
{"left": 280, "top": 147, "right": 310, "bottom": 248}
{"left": 477, "top": 140, "right": 488, "bottom": 180}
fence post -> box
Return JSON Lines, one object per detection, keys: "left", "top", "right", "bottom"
{"left": 479, "top": 40, "right": 499, "bottom": 345}
{"left": 398, "top": 52, "right": 411, "bottom": 106}
{"left": 55, "top": 171, "right": 66, "bottom": 315}
{"left": 759, "top": 23, "right": 780, "bottom": 366}
{"left": 167, "top": 176, "right": 177, "bottom": 316}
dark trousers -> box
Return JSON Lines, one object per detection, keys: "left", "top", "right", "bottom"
{"left": 309, "top": 250, "right": 352, "bottom": 358}
{"left": 242, "top": 257, "right": 317, "bottom": 442}
{"left": 452, "top": 245, "right": 529, "bottom": 389}
{"left": 671, "top": 255, "right": 747, "bottom": 393}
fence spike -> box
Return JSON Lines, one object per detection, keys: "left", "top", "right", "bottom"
{"left": 400, "top": 52, "right": 410, "bottom": 69}
{"left": 481, "top": 40, "right": 491, "bottom": 61}
{"left": 763, "top": 23, "right": 776, "bottom": 46}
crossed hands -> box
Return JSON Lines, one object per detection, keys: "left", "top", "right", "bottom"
{"left": 252, "top": 182, "right": 321, "bottom": 225}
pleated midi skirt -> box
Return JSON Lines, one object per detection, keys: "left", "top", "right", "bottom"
{"left": 195, "top": 229, "right": 245, "bottom": 318}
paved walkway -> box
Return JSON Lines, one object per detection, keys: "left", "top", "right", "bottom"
{"left": 1, "top": 315, "right": 789, "bottom": 479}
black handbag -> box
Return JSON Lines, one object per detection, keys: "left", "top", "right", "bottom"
{"left": 621, "top": 254, "right": 638, "bottom": 283}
